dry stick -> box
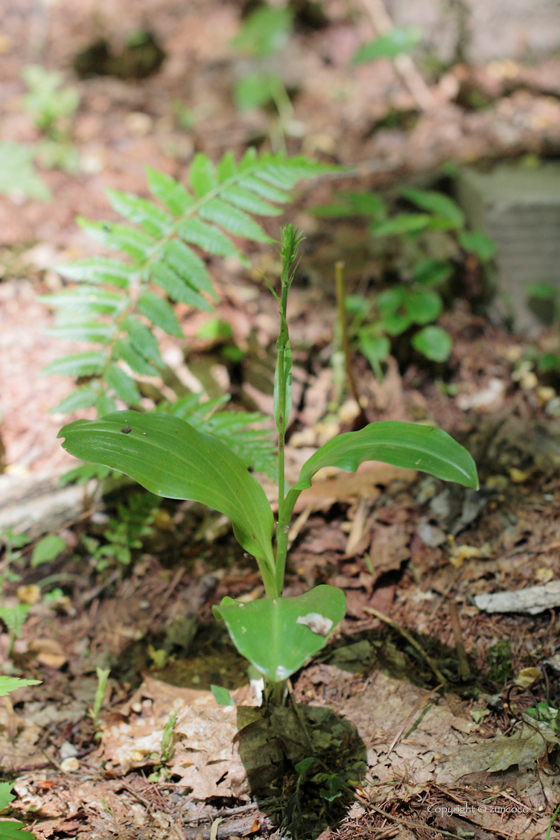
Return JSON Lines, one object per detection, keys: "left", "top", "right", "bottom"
{"left": 386, "top": 683, "right": 442, "bottom": 755}
{"left": 364, "top": 606, "right": 448, "bottom": 686}
{"left": 359, "top": 0, "right": 436, "bottom": 112}
{"left": 447, "top": 600, "right": 471, "bottom": 681}
{"left": 366, "top": 802, "right": 482, "bottom": 839}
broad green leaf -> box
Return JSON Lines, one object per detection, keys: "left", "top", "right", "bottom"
{"left": 113, "top": 338, "right": 159, "bottom": 377}
{"left": 359, "top": 332, "right": 390, "bottom": 366}
{"left": 0, "top": 677, "right": 41, "bottom": 699}
{"left": 0, "top": 819, "right": 37, "bottom": 838}
{"left": 413, "top": 258, "right": 453, "bottom": 287}
{"left": 53, "top": 257, "right": 133, "bottom": 288}
{"left": 371, "top": 214, "right": 431, "bottom": 237}
{"left": 211, "top": 685, "right": 234, "bottom": 706}
{"left": 458, "top": 230, "right": 496, "bottom": 261}
{"left": 57, "top": 411, "right": 275, "bottom": 566}
{"left": 407, "top": 289, "right": 442, "bottom": 324}
{"left": 0, "top": 142, "right": 50, "bottom": 200}
{"left": 213, "top": 585, "right": 345, "bottom": 681}
{"left": 40, "top": 351, "right": 106, "bottom": 378}
{"left": 352, "top": 27, "right": 422, "bottom": 63}
{"left": 164, "top": 239, "right": 217, "bottom": 299}
{"left": 106, "top": 190, "right": 174, "bottom": 237}
{"left": 137, "top": 291, "right": 183, "bottom": 338}
{"left": 199, "top": 198, "right": 272, "bottom": 242}
{"left": 189, "top": 154, "right": 218, "bottom": 197}
{"left": 294, "top": 421, "right": 478, "bottom": 491}
{"left": 0, "top": 783, "right": 14, "bottom": 810}
{"left": 402, "top": 187, "right": 465, "bottom": 228}
{"left": 151, "top": 262, "right": 213, "bottom": 312}
{"left": 178, "top": 218, "right": 241, "bottom": 260}
{"left": 31, "top": 534, "right": 66, "bottom": 567}
{"left": 412, "top": 325, "right": 452, "bottom": 362}
{"left": 146, "top": 167, "right": 194, "bottom": 215}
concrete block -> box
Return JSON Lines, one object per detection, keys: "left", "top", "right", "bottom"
{"left": 455, "top": 163, "right": 560, "bottom": 331}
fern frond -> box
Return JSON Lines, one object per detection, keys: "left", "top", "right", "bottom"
{"left": 44, "top": 149, "right": 334, "bottom": 474}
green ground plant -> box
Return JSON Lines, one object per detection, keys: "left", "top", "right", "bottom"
{"left": 81, "top": 491, "right": 158, "bottom": 570}
{"left": 43, "top": 149, "right": 329, "bottom": 484}
{"left": 231, "top": 4, "right": 296, "bottom": 148}
{"left": 0, "top": 681, "right": 41, "bottom": 838}
{"left": 58, "top": 224, "right": 478, "bottom": 703}
{"left": 313, "top": 187, "right": 495, "bottom": 373}
{"left": 22, "top": 65, "right": 80, "bottom": 174}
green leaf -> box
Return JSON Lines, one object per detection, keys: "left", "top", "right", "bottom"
{"left": 151, "top": 262, "right": 213, "bottom": 312}
{"left": 0, "top": 783, "right": 14, "bottom": 811}
{"left": 50, "top": 385, "right": 99, "bottom": 414}
{"left": 113, "top": 338, "right": 159, "bottom": 377}
{"left": 124, "top": 316, "right": 164, "bottom": 367}
{"left": 45, "top": 322, "right": 116, "bottom": 342}
{"left": 312, "top": 191, "right": 386, "bottom": 220}
{"left": 413, "top": 258, "right": 453, "bottom": 287}
{"left": 40, "top": 351, "right": 106, "bottom": 378}
{"left": 211, "top": 685, "right": 235, "bottom": 706}
{"left": 57, "top": 411, "right": 275, "bottom": 568}
{"left": 106, "top": 190, "right": 174, "bottom": 237}
{"left": 352, "top": 27, "right": 422, "bottom": 63}
{"left": 295, "top": 421, "right": 478, "bottom": 491}
{"left": 40, "top": 287, "right": 125, "bottom": 316}
{"left": 0, "top": 819, "right": 37, "bottom": 838}
{"left": 217, "top": 151, "right": 237, "bottom": 183}
{"left": 359, "top": 332, "right": 390, "bottom": 367}
{"left": 407, "top": 289, "right": 442, "bottom": 324}
{"left": 31, "top": 534, "right": 66, "bottom": 567}
{"left": 164, "top": 239, "right": 217, "bottom": 299}
{"left": 458, "top": 230, "right": 496, "bottom": 261}
{"left": 0, "top": 677, "right": 41, "bottom": 699}
{"left": 106, "top": 363, "right": 141, "bottom": 405}
{"left": 234, "top": 73, "right": 278, "bottom": 112}
{"left": 237, "top": 174, "right": 290, "bottom": 204}
{"left": 199, "top": 198, "right": 272, "bottom": 242}
{"left": 231, "top": 5, "right": 292, "bottom": 57}
{"left": 189, "top": 154, "right": 218, "bottom": 197}
{"left": 178, "top": 218, "right": 241, "bottom": 260}
{"left": 412, "top": 325, "right": 452, "bottom": 362}
{"left": 53, "top": 257, "right": 133, "bottom": 288}
{"left": 0, "top": 605, "right": 29, "bottom": 639}
{"left": 0, "top": 142, "right": 50, "bottom": 200}
{"left": 401, "top": 188, "right": 465, "bottom": 228}
{"left": 220, "top": 184, "right": 282, "bottom": 216}
{"left": 371, "top": 214, "right": 431, "bottom": 237}
{"left": 213, "top": 585, "right": 345, "bottom": 681}
{"left": 137, "top": 291, "right": 183, "bottom": 338}
{"left": 146, "top": 167, "right": 194, "bottom": 216}
{"left": 78, "top": 219, "right": 155, "bottom": 261}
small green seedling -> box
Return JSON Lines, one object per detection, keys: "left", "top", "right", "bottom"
{"left": 90, "top": 667, "right": 110, "bottom": 728}
{"left": 58, "top": 225, "right": 478, "bottom": 702}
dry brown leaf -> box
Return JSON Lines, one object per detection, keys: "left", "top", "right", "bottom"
{"left": 29, "top": 638, "right": 68, "bottom": 669}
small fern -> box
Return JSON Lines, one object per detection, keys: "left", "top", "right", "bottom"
{"left": 42, "top": 149, "right": 332, "bottom": 478}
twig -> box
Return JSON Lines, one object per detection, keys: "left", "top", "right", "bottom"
{"left": 366, "top": 801, "right": 473, "bottom": 838}
{"left": 386, "top": 684, "right": 442, "bottom": 755}
{"left": 364, "top": 606, "right": 448, "bottom": 685}
{"left": 447, "top": 600, "right": 471, "bottom": 681}
{"left": 359, "top": 0, "right": 436, "bottom": 111}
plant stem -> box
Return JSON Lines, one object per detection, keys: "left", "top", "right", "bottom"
{"left": 335, "top": 261, "right": 362, "bottom": 409}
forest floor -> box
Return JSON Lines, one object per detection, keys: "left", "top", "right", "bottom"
{"left": 2, "top": 1, "right": 560, "bottom": 838}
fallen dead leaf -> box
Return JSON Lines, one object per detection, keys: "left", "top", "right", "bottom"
{"left": 29, "top": 638, "right": 68, "bottom": 669}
